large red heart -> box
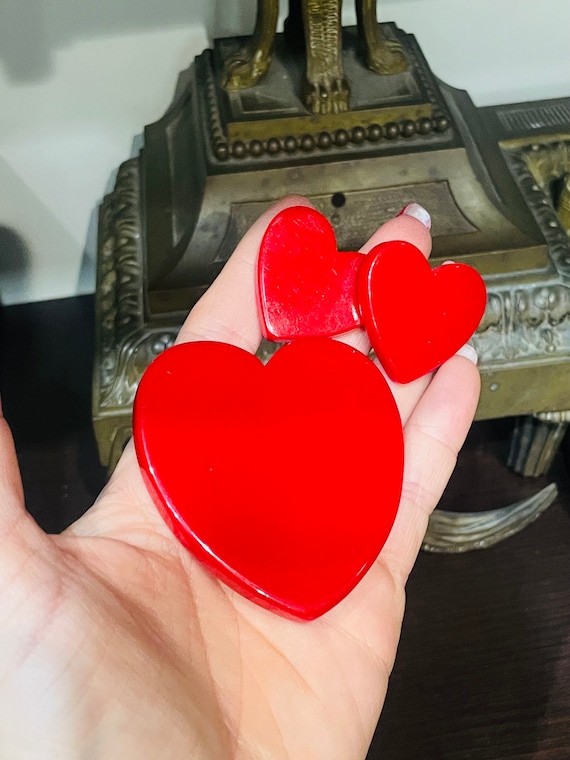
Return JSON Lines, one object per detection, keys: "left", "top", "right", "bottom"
{"left": 358, "top": 240, "right": 487, "bottom": 384}
{"left": 133, "top": 338, "right": 403, "bottom": 619}
{"left": 257, "top": 206, "right": 363, "bottom": 341}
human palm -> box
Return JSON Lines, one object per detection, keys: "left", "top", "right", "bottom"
{"left": 0, "top": 197, "right": 480, "bottom": 759}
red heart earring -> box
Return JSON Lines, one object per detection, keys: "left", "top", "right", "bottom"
{"left": 134, "top": 338, "right": 404, "bottom": 620}
{"left": 357, "top": 240, "right": 487, "bottom": 384}
{"left": 257, "top": 205, "right": 363, "bottom": 341}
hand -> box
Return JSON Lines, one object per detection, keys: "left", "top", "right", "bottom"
{"left": 0, "top": 197, "right": 480, "bottom": 759}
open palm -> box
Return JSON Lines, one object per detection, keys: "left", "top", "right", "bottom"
{"left": 0, "top": 197, "right": 480, "bottom": 760}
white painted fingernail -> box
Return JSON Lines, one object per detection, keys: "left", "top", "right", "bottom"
{"left": 455, "top": 343, "right": 478, "bottom": 365}
{"left": 397, "top": 203, "right": 431, "bottom": 230}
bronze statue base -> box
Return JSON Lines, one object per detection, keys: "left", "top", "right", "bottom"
{"left": 94, "top": 25, "right": 570, "bottom": 549}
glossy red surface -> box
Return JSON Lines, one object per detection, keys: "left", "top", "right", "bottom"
{"left": 358, "top": 241, "right": 487, "bottom": 384}
{"left": 257, "top": 206, "right": 363, "bottom": 341}
{"left": 133, "top": 338, "right": 404, "bottom": 619}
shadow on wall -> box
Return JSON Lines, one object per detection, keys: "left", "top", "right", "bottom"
{"left": 0, "top": 0, "right": 256, "bottom": 83}
{"left": 0, "top": 227, "right": 30, "bottom": 306}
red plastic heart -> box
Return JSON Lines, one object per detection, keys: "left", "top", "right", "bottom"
{"left": 133, "top": 338, "right": 403, "bottom": 620}
{"left": 358, "top": 240, "right": 487, "bottom": 384}
{"left": 257, "top": 206, "right": 363, "bottom": 341}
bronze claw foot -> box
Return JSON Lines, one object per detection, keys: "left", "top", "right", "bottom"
{"left": 222, "top": 48, "right": 272, "bottom": 90}
{"left": 302, "top": 75, "right": 350, "bottom": 114}
{"left": 367, "top": 38, "right": 408, "bottom": 75}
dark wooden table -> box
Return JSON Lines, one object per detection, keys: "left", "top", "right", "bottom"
{"left": 2, "top": 296, "right": 569, "bottom": 758}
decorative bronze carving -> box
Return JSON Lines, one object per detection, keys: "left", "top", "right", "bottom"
{"left": 94, "top": 158, "right": 177, "bottom": 466}
{"left": 471, "top": 133, "right": 570, "bottom": 423}
{"left": 470, "top": 136, "right": 570, "bottom": 366}
{"left": 222, "top": 0, "right": 407, "bottom": 114}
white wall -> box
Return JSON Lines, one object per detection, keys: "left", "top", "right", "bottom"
{"left": 1, "top": 0, "right": 568, "bottom": 305}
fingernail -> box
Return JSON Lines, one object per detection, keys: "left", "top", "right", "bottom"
{"left": 397, "top": 203, "right": 431, "bottom": 230}
{"left": 455, "top": 343, "right": 478, "bottom": 365}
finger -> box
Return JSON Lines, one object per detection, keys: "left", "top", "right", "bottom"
{"left": 360, "top": 205, "right": 432, "bottom": 256}
{"left": 176, "top": 195, "right": 314, "bottom": 352}
{"left": 379, "top": 354, "right": 481, "bottom": 586}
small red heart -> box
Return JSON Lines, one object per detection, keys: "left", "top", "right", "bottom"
{"left": 358, "top": 241, "right": 487, "bottom": 384}
{"left": 257, "top": 206, "right": 363, "bottom": 341}
{"left": 133, "top": 338, "right": 403, "bottom": 619}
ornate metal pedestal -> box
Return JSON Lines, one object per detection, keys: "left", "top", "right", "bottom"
{"left": 94, "top": 24, "right": 570, "bottom": 550}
